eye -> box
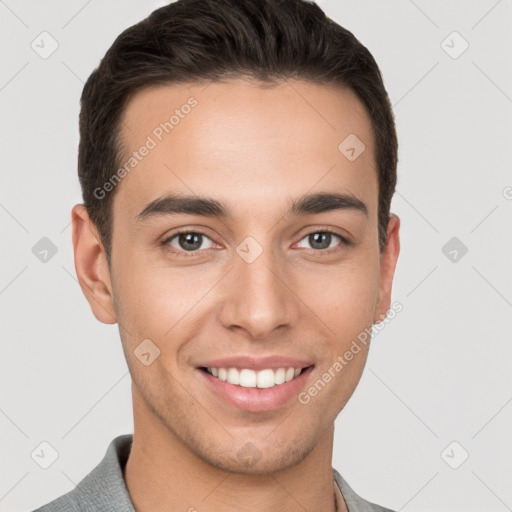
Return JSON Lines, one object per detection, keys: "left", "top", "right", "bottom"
{"left": 296, "top": 230, "right": 347, "bottom": 251}
{"left": 164, "top": 231, "right": 215, "bottom": 254}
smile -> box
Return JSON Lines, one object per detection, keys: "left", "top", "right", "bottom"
{"left": 203, "top": 366, "right": 304, "bottom": 388}
{"left": 197, "top": 365, "right": 315, "bottom": 412}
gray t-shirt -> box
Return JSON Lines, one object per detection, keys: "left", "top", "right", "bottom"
{"left": 32, "top": 434, "right": 395, "bottom": 512}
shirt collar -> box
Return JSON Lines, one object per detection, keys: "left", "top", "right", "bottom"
{"left": 75, "top": 434, "right": 385, "bottom": 512}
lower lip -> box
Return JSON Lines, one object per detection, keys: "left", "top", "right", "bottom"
{"left": 196, "top": 366, "right": 314, "bottom": 413}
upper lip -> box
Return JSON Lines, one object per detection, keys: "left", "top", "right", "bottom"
{"left": 197, "top": 355, "right": 314, "bottom": 371}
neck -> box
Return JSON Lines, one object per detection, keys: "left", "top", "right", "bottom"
{"left": 124, "top": 388, "right": 347, "bottom": 512}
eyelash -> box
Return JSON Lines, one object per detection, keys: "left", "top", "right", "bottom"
{"left": 161, "top": 228, "right": 352, "bottom": 259}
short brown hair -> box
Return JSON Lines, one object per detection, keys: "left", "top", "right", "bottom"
{"left": 78, "top": 0, "right": 398, "bottom": 266}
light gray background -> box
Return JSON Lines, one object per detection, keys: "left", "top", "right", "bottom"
{"left": 1, "top": 1, "right": 511, "bottom": 511}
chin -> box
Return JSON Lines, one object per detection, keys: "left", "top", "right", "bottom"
{"left": 201, "top": 443, "right": 314, "bottom": 475}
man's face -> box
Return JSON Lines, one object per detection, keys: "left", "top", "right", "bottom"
{"left": 88, "top": 79, "right": 399, "bottom": 473}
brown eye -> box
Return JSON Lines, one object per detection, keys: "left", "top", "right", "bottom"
{"left": 165, "top": 231, "right": 214, "bottom": 252}
{"left": 296, "top": 231, "right": 345, "bottom": 251}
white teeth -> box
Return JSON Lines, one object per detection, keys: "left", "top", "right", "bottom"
{"left": 257, "top": 369, "right": 275, "bottom": 388}
{"left": 227, "top": 368, "right": 240, "bottom": 385}
{"left": 275, "top": 368, "right": 286, "bottom": 385}
{"left": 239, "top": 369, "right": 257, "bottom": 387}
{"left": 205, "top": 366, "right": 304, "bottom": 388}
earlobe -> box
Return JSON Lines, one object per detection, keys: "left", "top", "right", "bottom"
{"left": 374, "top": 213, "right": 401, "bottom": 324}
{"left": 71, "top": 204, "right": 117, "bottom": 324}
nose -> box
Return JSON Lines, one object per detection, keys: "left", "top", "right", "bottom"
{"left": 217, "top": 241, "right": 300, "bottom": 340}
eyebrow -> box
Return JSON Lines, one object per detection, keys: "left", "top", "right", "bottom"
{"left": 136, "top": 191, "right": 368, "bottom": 222}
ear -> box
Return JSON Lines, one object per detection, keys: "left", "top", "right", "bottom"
{"left": 374, "top": 213, "right": 400, "bottom": 324}
{"left": 71, "top": 204, "right": 117, "bottom": 324}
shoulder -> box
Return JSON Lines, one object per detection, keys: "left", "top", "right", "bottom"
{"left": 333, "top": 468, "right": 396, "bottom": 512}
{"left": 30, "top": 434, "right": 135, "bottom": 512}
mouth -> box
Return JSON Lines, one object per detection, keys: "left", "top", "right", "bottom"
{"left": 196, "top": 364, "right": 315, "bottom": 412}
{"left": 200, "top": 366, "right": 309, "bottom": 388}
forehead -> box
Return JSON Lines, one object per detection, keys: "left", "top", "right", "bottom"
{"left": 114, "top": 78, "right": 377, "bottom": 220}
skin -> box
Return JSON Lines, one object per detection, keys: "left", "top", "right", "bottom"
{"left": 72, "top": 78, "right": 400, "bottom": 512}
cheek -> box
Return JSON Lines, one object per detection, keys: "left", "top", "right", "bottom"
{"left": 298, "top": 258, "right": 380, "bottom": 334}
{"left": 111, "top": 265, "right": 203, "bottom": 387}
{"left": 296, "top": 263, "right": 380, "bottom": 414}
{"left": 111, "top": 257, "right": 215, "bottom": 340}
